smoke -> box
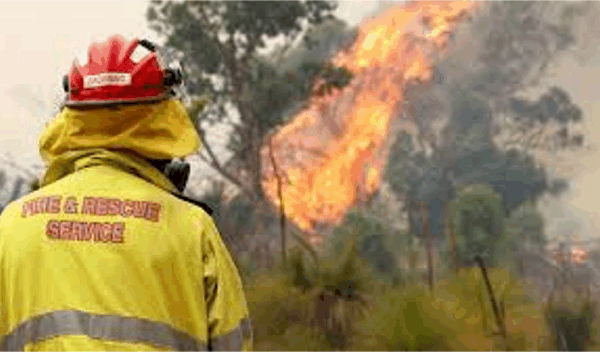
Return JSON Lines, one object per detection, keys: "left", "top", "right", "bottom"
{"left": 534, "top": 2, "right": 600, "bottom": 244}
{"left": 335, "top": 1, "right": 403, "bottom": 27}
{"left": 415, "top": 2, "right": 600, "bottom": 245}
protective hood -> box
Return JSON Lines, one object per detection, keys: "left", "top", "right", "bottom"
{"left": 39, "top": 99, "right": 201, "bottom": 163}
{"left": 37, "top": 99, "right": 202, "bottom": 190}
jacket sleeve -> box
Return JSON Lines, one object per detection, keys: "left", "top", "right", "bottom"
{"left": 201, "top": 217, "right": 253, "bottom": 351}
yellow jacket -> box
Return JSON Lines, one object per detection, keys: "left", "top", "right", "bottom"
{"left": 0, "top": 148, "right": 252, "bottom": 349}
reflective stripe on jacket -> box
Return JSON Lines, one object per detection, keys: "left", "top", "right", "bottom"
{"left": 0, "top": 155, "right": 252, "bottom": 351}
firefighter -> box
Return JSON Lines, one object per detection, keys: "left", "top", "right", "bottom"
{"left": 0, "top": 35, "right": 252, "bottom": 351}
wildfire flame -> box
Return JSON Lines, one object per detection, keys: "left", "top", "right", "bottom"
{"left": 552, "top": 247, "right": 589, "bottom": 266}
{"left": 262, "top": 1, "right": 480, "bottom": 241}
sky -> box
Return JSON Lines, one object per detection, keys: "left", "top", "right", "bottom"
{"left": 1, "top": 1, "right": 599, "bottom": 241}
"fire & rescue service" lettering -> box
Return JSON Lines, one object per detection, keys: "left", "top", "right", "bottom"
{"left": 22, "top": 196, "right": 162, "bottom": 222}
{"left": 22, "top": 196, "right": 62, "bottom": 217}
{"left": 46, "top": 221, "right": 124, "bottom": 243}
{"left": 81, "top": 197, "right": 161, "bottom": 222}
{"left": 21, "top": 195, "right": 164, "bottom": 245}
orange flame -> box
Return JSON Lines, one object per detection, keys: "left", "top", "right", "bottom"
{"left": 262, "top": 1, "right": 480, "bottom": 237}
{"left": 552, "top": 247, "right": 589, "bottom": 266}
{"left": 571, "top": 247, "right": 589, "bottom": 265}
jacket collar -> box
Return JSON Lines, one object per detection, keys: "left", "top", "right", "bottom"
{"left": 40, "top": 149, "right": 179, "bottom": 194}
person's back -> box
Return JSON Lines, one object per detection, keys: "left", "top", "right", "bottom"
{"left": 0, "top": 35, "right": 252, "bottom": 351}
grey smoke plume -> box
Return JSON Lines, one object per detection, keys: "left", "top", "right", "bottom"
{"left": 536, "top": 2, "right": 600, "bottom": 244}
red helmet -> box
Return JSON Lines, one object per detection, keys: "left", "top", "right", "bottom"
{"left": 63, "top": 35, "right": 182, "bottom": 106}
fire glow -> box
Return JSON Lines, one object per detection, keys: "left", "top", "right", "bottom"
{"left": 262, "top": 1, "right": 480, "bottom": 242}
{"left": 552, "top": 247, "right": 589, "bottom": 266}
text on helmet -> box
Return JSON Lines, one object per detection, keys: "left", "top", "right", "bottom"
{"left": 83, "top": 73, "right": 132, "bottom": 89}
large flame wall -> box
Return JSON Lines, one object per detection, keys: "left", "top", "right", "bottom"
{"left": 261, "top": 1, "right": 479, "bottom": 239}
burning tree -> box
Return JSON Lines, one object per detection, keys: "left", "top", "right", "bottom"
{"left": 261, "top": 1, "right": 480, "bottom": 245}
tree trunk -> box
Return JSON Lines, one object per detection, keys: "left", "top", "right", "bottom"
{"left": 407, "top": 199, "right": 416, "bottom": 235}
{"left": 444, "top": 200, "right": 459, "bottom": 274}
{"left": 239, "top": 80, "right": 265, "bottom": 203}
{"left": 269, "top": 136, "right": 287, "bottom": 268}
{"left": 251, "top": 143, "right": 265, "bottom": 201}
{"left": 421, "top": 201, "right": 435, "bottom": 294}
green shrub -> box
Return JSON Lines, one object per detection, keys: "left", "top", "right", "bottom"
{"left": 328, "top": 209, "right": 399, "bottom": 276}
{"left": 243, "top": 235, "right": 599, "bottom": 351}
{"left": 352, "top": 267, "right": 550, "bottom": 351}
{"left": 545, "top": 288, "right": 597, "bottom": 351}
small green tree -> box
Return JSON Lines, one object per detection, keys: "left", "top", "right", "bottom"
{"left": 449, "top": 183, "right": 505, "bottom": 268}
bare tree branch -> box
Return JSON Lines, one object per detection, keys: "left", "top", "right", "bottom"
{"left": 195, "top": 128, "right": 255, "bottom": 200}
